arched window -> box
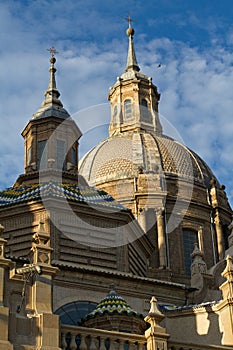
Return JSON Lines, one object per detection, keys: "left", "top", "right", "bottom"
{"left": 55, "top": 301, "right": 97, "bottom": 325}
{"left": 223, "top": 224, "right": 230, "bottom": 251}
{"left": 141, "top": 98, "right": 150, "bottom": 121}
{"left": 124, "top": 99, "right": 132, "bottom": 119}
{"left": 182, "top": 229, "right": 198, "bottom": 275}
{"left": 113, "top": 105, "right": 118, "bottom": 126}
{"left": 71, "top": 146, "right": 76, "bottom": 166}
{"left": 37, "top": 140, "right": 47, "bottom": 170}
{"left": 27, "top": 146, "right": 32, "bottom": 166}
{"left": 56, "top": 139, "right": 66, "bottom": 170}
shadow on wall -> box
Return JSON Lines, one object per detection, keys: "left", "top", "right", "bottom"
{"left": 165, "top": 304, "right": 223, "bottom": 346}
{"left": 194, "top": 306, "right": 223, "bottom": 344}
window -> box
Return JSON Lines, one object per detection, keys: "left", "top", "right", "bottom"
{"left": 113, "top": 105, "right": 118, "bottom": 126}
{"left": 55, "top": 301, "right": 97, "bottom": 325}
{"left": 124, "top": 99, "right": 132, "bottom": 119}
{"left": 182, "top": 229, "right": 198, "bottom": 275}
{"left": 223, "top": 224, "right": 229, "bottom": 251}
{"left": 27, "top": 146, "right": 32, "bottom": 166}
{"left": 57, "top": 140, "right": 66, "bottom": 170}
{"left": 71, "top": 146, "right": 76, "bottom": 166}
{"left": 141, "top": 98, "right": 150, "bottom": 121}
{"left": 37, "top": 140, "right": 47, "bottom": 169}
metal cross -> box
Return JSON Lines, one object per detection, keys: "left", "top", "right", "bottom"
{"left": 125, "top": 14, "right": 135, "bottom": 28}
{"left": 47, "top": 45, "right": 59, "bottom": 57}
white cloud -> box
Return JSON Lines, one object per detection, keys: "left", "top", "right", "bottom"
{"left": 137, "top": 37, "right": 233, "bottom": 204}
{"left": 0, "top": 1, "right": 232, "bottom": 207}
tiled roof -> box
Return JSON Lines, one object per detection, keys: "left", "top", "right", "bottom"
{"left": 52, "top": 260, "right": 187, "bottom": 289}
{"left": 161, "top": 300, "right": 219, "bottom": 313}
{"left": 81, "top": 290, "right": 143, "bottom": 321}
{"left": 4, "top": 255, "right": 30, "bottom": 263}
{"left": 79, "top": 132, "right": 218, "bottom": 187}
{"left": 0, "top": 181, "right": 126, "bottom": 210}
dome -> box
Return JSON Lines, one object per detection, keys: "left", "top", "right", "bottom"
{"left": 80, "top": 289, "right": 146, "bottom": 334}
{"left": 82, "top": 289, "right": 143, "bottom": 318}
{"left": 79, "top": 131, "right": 218, "bottom": 188}
{"left": 79, "top": 23, "right": 232, "bottom": 283}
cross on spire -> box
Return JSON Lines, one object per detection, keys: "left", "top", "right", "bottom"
{"left": 47, "top": 45, "right": 59, "bottom": 58}
{"left": 125, "top": 14, "right": 139, "bottom": 72}
{"left": 125, "top": 14, "right": 135, "bottom": 28}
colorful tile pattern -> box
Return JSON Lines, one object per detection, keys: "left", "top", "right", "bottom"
{"left": 0, "top": 181, "right": 125, "bottom": 210}
{"left": 82, "top": 290, "right": 143, "bottom": 320}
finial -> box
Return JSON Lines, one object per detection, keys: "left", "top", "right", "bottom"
{"left": 190, "top": 243, "right": 207, "bottom": 289}
{"left": 40, "top": 45, "right": 63, "bottom": 108}
{"left": 125, "top": 14, "right": 135, "bottom": 36}
{"left": 47, "top": 45, "right": 59, "bottom": 58}
{"left": 32, "top": 44, "right": 70, "bottom": 119}
{"left": 125, "top": 14, "right": 134, "bottom": 28}
{"left": 221, "top": 255, "right": 233, "bottom": 282}
{"left": 144, "top": 296, "right": 165, "bottom": 328}
{"left": 108, "top": 283, "right": 117, "bottom": 296}
{"left": 32, "top": 220, "right": 50, "bottom": 245}
{"left": 47, "top": 45, "right": 59, "bottom": 66}
{"left": 109, "top": 282, "right": 115, "bottom": 290}
{"left": 125, "top": 15, "right": 140, "bottom": 72}
{"left": 148, "top": 296, "right": 164, "bottom": 317}
{"left": 191, "top": 242, "right": 204, "bottom": 259}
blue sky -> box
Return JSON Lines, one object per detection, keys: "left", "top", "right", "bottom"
{"left": 0, "top": 0, "right": 232, "bottom": 206}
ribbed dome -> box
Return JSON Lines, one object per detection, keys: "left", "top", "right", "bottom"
{"left": 79, "top": 131, "right": 218, "bottom": 189}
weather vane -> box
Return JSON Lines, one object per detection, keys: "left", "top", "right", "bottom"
{"left": 47, "top": 45, "right": 59, "bottom": 57}
{"left": 125, "top": 14, "right": 135, "bottom": 28}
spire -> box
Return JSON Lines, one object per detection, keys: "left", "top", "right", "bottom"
{"left": 125, "top": 16, "right": 140, "bottom": 72}
{"left": 32, "top": 46, "right": 70, "bottom": 119}
{"left": 42, "top": 46, "right": 63, "bottom": 108}
{"left": 108, "top": 19, "right": 162, "bottom": 137}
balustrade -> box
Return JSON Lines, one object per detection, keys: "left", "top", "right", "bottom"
{"left": 167, "top": 344, "right": 233, "bottom": 350}
{"left": 61, "top": 325, "right": 147, "bottom": 350}
{"left": 61, "top": 325, "right": 233, "bottom": 350}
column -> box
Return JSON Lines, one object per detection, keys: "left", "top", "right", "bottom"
{"left": 214, "top": 211, "right": 225, "bottom": 260}
{"left": 156, "top": 209, "right": 167, "bottom": 268}
{"left": 138, "top": 208, "right": 148, "bottom": 233}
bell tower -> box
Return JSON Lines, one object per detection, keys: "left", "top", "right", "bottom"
{"left": 17, "top": 47, "right": 82, "bottom": 186}
{"left": 108, "top": 19, "right": 162, "bottom": 137}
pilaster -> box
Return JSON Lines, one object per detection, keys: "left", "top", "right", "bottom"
{"left": 214, "top": 211, "right": 225, "bottom": 260}
{"left": 217, "top": 255, "right": 233, "bottom": 346}
{"left": 30, "top": 221, "right": 61, "bottom": 350}
{"left": 156, "top": 209, "right": 167, "bottom": 268}
{"left": 0, "top": 224, "right": 13, "bottom": 350}
{"left": 225, "top": 220, "right": 233, "bottom": 256}
{"left": 210, "top": 180, "right": 225, "bottom": 260}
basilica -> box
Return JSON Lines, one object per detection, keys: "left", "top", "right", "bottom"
{"left": 0, "top": 23, "right": 233, "bottom": 350}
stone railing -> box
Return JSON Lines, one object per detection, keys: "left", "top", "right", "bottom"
{"left": 167, "top": 342, "right": 233, "bottom": 350}
{"left": 61, "top": 325, "right": 147, "bottom": 350}
{"left": 61, "top": 325, "right": 233, "bottom": 350}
